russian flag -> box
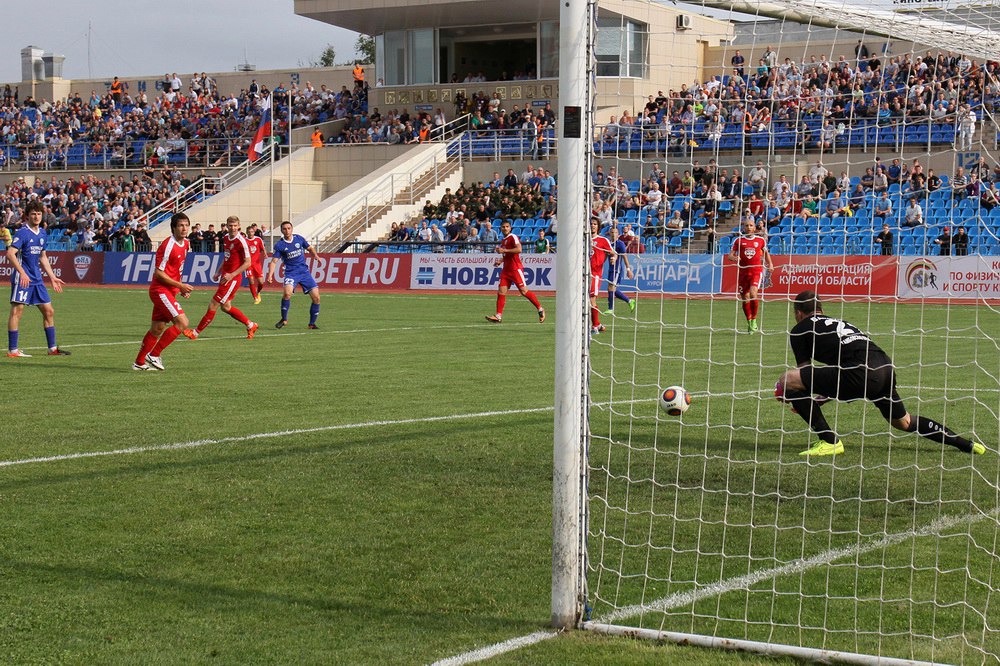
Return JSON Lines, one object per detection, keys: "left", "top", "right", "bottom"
{"left": 248, "top": 96, "right": 272, "bottom": 162}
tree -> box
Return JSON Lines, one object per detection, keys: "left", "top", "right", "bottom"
{"left": 316, "top": 44, "right": 336, "bottom": 68}
{"left": 354, "top": 35, "right": 375, "bottom": 65}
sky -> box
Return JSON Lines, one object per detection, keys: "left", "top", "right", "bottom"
{"left": 2, "top": 0, "right": 360, "bottom": 85}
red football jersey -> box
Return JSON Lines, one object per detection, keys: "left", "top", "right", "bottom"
{"left": 590, "top": 235, "right": 614, "bottom": 274}
{"left": 221, "top": 233, "right": 251, "bottom": 273}
{"left": 733, "top": 235, "right": 767, "bottom": 270}
{"left": 152, "top": 236, "right": 189, "bottom": 289}
{"left": 247, "top": 235, "right": 266, "bottom": 268}
{"left": 500, "top": 233, "right": 524, "bottom": 272}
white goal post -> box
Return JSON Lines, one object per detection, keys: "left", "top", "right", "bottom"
{"left": 553, "top": 0, "right": 1000, "bottom": 663}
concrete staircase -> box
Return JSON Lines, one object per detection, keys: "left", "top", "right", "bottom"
{"left": 317, "top": 159, "right": 462, "bottom": 251}
{"left": 303, "top": 143, "right": 462, "bottom": 252}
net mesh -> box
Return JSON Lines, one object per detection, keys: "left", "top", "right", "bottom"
{"left": 583, "top": 0, "right": 1000, "bottom": 662}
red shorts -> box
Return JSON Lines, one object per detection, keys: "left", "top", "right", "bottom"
{"left": 589, "top": 275, "right": 602, "bottom": 297}
{"left": 738, "top": 270, "right": 764, "bottom": 297}
{"left": 213, "top": 276, "right": 241, "bottom": 305}
{"left": 149, "top": 287, "right": 184, "bottom": 322}
{"left": 246, "top": 264, "right": 264, "bottom": 279}
{"left": 499, "top": 268, "right": 527, "bottom": 290}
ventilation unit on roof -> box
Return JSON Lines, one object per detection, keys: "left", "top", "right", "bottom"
{"left": 676, "top": 14, "right": 692, "bottom": 30}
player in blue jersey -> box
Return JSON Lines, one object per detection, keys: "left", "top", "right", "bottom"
{"left": 6, "top": 200, "right": 70, "bottom": 357}
{"left": 603, "top": 227, "right": 635, "bottom": 315}
{"left": 266, "top": 221, "right": 322, "bottom": 329}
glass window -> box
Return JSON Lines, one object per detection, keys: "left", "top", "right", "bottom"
{"left": 383, "top": 31, "right": 406, "bottom": 86}
{"left": 627, "top": 22, "right": 647, "bottom": 78}
{"left": 595, "top": 17, "right": 647, "bottom": 78}
{"left": 595, "top": 18, "right": 625, "bottom": 77}
{"left": 539, "top": 21, "right": 559, "bottom": 79}
{"left": 375, "top": 34, "right": 384, "bottom": 85}
{"left": 408, "top": 29, "right": 435, "bottom": 85}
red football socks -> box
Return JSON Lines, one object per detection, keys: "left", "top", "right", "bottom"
{"left": 136, "top": 332, "right": 158, "bottom": 365}
{"left": 151, "top": 325, "right": 182, "bottom": 356}
{"left": 196, "top": 310, "right": 216, "bottom": 333}
{"left": 227, "top": 307, "right": 250, "bottom": 326}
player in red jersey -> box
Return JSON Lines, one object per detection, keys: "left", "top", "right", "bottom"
{"left": 244, "top": 223, "right": 266, "bottom": 304}
{"left": 133, "top": 212, "right": 195, "bottom": 371}
{"left": 184, "top": 215, "right": 259, "bottom": 340}
{"left": 589, "top": 217, "right": 617, "bottom": 335}
{"left": 727, "top": 216, "right": 774, "bottom": 333}
{"left": 485, "top": 220, "right": 545, "bottom": 323}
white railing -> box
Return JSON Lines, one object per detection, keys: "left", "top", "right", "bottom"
{"left": 139, "top": 176, "right": 224, "bottom": 230}
{"left": 310, "top": 149, "right": 458, "bottom": 248}
{"left": 1, "top": 137, "right": 251, "bottom": 172}
{"left": 141, "top": 143, "right": 280, "bottom": 229}
{"left": 141, "top": 117, "right": 472, "bottom": 235}
{"left": 217, "top": 145, "right": 279, "bottom": 189}
{"left": 447, "top": 126, "right": 558, "bottom": 162}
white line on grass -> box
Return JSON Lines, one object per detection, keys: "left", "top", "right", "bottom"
{"left": 598, "top": 507, "right": 1000, "bottom": 624}
{"left": 22, "top": 322, "right": 538, "bottom": 351}
{"left": 429, "top": 631, "right": 559, "bottom": 666}
{"left": 435, "top": 509, "right": 998, "bottom": 665}
{"left": 0, "top": 407, "right": 555, "bottom": 469}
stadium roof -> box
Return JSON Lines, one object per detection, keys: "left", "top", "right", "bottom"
{"left": 682, "top": 0, "right": 1000, "bottom": 61}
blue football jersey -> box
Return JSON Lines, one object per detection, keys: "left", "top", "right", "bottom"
{"left": 608, "top": 238, "right": 627, "bottom": 278}
{"left": 272, "top": 234, "right": 311, "bottom": 274}
{"left": 9, "top": 226, "right": 47, "bottom": 283}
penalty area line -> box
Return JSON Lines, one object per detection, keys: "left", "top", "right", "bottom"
{"left": 0, "top": 406, "right": 555, "bottom": 469}
{"left": 429, "top": 630, "right": 559, "bottom": 666}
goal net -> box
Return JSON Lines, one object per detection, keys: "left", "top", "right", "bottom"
{"left": 559, "top": 0, "right": 1000, "bottom": 663}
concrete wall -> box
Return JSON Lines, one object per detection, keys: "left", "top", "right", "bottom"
{"left": 311, "top": 143, "right": 415, "bottom": 192}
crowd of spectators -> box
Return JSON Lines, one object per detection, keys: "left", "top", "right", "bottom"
{"left": 328, "top": 106, "right": 438, "bottom": 145}
{"left": 0, "top": 69, "right": 374, "bottom": 171}
{"left": 0, "top": 168, "right": 220, "bottom": 251}
{"left": 0, "top": 70, "right": 378, "bottom": 250}
{"left": 591, "top": 151, "right": 1000, "bottom": 254}
{"left": 185, "top": 222, "right": 269, "bottom": 253}
{"left": 599, "top": 46, "right": 999, "bottom": 150}
{"left": 387, "top": 164, "right": 557, "bottom": 250}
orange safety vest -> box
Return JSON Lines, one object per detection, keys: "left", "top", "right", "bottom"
{"left": 353, "top": 65, "right": 365, "bottom": 82}
{"left": 311, "top": 129, "right": 324, "bottom": 147}
{"left": 110, "top": 80, "right": 123, "bottom": 95}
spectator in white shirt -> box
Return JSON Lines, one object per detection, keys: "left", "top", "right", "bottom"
{"left": 903, "top": 199, "right": 924, "bottom": 227}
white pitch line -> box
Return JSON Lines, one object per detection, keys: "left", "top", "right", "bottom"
{"left": 24, "top": 329, "right": 324, "bottom": 350}
{"left": 428, "top": 631, "right": 559, "bottom": 666}
{"left": 434, "top": 509, "right": 998, "bottom": 665}
{"left": 0, "top": 406, "right": 555, "bottom": 469}
{"left": 21, "top": 321, "right": 538, "bottom": 352}
{"left": 599, "top": 508, "right": 999, "bottom": 624}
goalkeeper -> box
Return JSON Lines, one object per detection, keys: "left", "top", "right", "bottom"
{"left": 775, "top": 290, "right": 986, "bottom": 457}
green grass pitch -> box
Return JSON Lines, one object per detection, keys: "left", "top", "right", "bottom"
{"left": 1, "top": 286, "right": 997, "bottom": 664}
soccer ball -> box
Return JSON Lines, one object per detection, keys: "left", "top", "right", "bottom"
{"left": 659, "top": 386, "right": 691, "bottom": 416}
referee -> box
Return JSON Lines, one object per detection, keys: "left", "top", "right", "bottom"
{"left": 776, "top": 290, "right": 986, "bottom": 457}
